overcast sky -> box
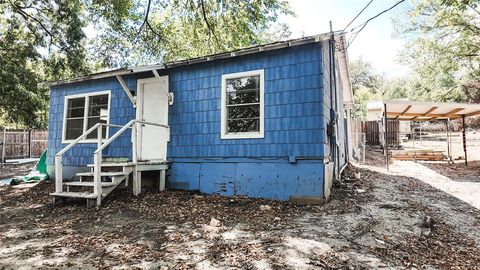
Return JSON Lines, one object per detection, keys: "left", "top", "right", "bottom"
{"left": 280, "top": 0, "right": 411, "bottom": 78}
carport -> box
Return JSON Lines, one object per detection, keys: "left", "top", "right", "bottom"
{"left": 375, "top": 100, "right": 480, "bottom": 170}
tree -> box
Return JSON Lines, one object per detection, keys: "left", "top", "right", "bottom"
{"left": 0, "top": 0, "right": 293, "bottom": 127}
{"left": 349, "top": 58, "right": 384, "bottom": 119}
{"left": 396, "top": 0, "right": 480, "bottom": 103}
{"left": 349, "top": 57, "right": 382, "bottom": 94}
{"left": 88, "top": 0, "right": 293, "bottom": 67}
{"left": 462, "top": 82, "right": 480, "bottom": 103}
{"left": 0, "top": 0, "right": 90, "bottom": 128}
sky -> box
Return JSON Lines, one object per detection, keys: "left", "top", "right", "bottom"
{"left": 279, "top": 0, "right": 411, "bottom": 78}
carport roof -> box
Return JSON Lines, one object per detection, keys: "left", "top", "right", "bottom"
{"left": 368, "top": 100, "right": 480, "bottom": 121}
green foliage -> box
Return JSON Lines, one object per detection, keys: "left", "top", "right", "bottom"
{"left": 349, "top": 58, "right": 382, "bottom": 94}
{"left": 1, "top": 0, "right": 292, "bottom": 128}
{"left": 396, "top": 0, "right": 480, "bottom": 103}
{"left": 1, "top": 0, "right": 91, "bottom": 128}
{"left": 349, "top": 58, "right": 383, "bottom": 119}
{"left": 88, "top": 0, "right": 293, "bottom": 67}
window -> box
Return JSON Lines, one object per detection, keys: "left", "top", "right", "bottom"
{"left": 63, "top": 91, "right": 110, "bottom": 142}
{"left": 221, "top": 70, "right": 264, "bottom": 139}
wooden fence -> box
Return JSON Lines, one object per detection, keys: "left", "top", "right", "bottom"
{"left": 362, "top": 120, "right": 400, "bottom": 146}
{"left": 1, "top": 128, "right": 48, "bottom": 162}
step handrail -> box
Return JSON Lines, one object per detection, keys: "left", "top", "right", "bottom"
{"left": 54, "top": 122, "right": 137, "bottom": 195}
{"left": 91, "top": 119, "right": 169, "bottom": 206}
{"left": 55, "top": 122, "right": 130, "bottom": 157}
{"left": 55, "top": 123, "right": 102, "bottom": 157}
{"left": 55, "top": 123, "right": 102, "bottom": 195}
{"left": 94, "top": 120, "right": 136, "bottom": 154}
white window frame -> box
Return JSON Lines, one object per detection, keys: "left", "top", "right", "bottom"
{"left": 62, "top": 90, "right": 111, "bottom": 144}
{"left": 221, "top": 69, "right": 264, "bottom": 139}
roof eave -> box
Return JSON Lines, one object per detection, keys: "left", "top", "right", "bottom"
{"left": 49, "top": 32, "right": 340, "bottom": 87}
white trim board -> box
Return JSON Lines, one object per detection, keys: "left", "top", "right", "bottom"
{"left": 220, "top": 69, "right": 265, "bottom": 139}
{"left": 61, "top": 90, "right": 111, "bottom": 144}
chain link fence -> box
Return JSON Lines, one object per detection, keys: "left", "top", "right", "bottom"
{"left": 350, "top": 132, "right": 366, "bottom": 164}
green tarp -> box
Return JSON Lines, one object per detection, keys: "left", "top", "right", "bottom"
{"left": 1, "top": 150, "right": 49, "bottom": 185}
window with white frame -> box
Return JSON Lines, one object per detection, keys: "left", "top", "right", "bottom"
{"left": 221, "top": 70, "right": 264, "bottom": 139}
{"left": 63, "top": 91, "right": 110, "bottom": 142}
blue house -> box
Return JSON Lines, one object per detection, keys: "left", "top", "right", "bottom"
{"left": 47, "top": 32, "right": 354, "bottom": 207}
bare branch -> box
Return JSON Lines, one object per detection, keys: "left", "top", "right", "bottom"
{"left": 136, "top": 0, "right": 152, "bottom": 37}
{"left": 11, "top": 3, "right": 73, "bottom": 52}
{"left": 135, "top": 0, "right": 163, "bottom": 40}
{"left": 467, "top": 4, "right": 480, "bottom": 17}
{"left": 146, "top": 20, "right": 162, "bottom": 39}
{"left": 200, "top": 0, "right": 222, "bottom": 49}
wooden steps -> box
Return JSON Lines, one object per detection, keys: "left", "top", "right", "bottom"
{"left": 63, "top": 181, "right": 118, "bottom": 187}
{"left": 53, "top": 160, "right": 168, "bottom": 207}
{"left": 51, "top": 164, "right": 134, "bottom": 207}
{"left": 76, "top": 171, "right": 129, "bottom": 177}
{"left": 52, "top": 119, "right": 171, "bottom": 207}
{"left": 50, "top": 192, "right": 98, "bottom": 199}
{"left": 87, "top": 162, "right": 134, "bottom": 168}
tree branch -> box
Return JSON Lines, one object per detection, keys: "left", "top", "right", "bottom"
{"left": 467, "top": 4, "right": 480, "bottom": 17}
{"left": 11, "top": 3, "right": 72, "bottom": 52}
{"left": 136, "top": 0, "right": 152, "bottom": 37}
{"left": 200, "top": 0, "right": 221, "bottom": 49}
{"left": 136, "top": 0, "right": 162, "bottom": 40}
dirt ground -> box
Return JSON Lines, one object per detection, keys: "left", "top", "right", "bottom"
{"left": 1, "top": 152, "right": 480, "bottom": 269}
{"left": 0, "top": 163, "right": 34, "bottom": 180}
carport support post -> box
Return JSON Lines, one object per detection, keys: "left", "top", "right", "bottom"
{"left": 446, "top": 119, "right": 452, "bottom": 163}
{"left": 462, "top": 115, "right": 468, "bottom": 165}
{"left": 412, "top": 121, "right": 416, "bottom": 161}
{"left": 384, "top": 103, "right": 390, "bottom": 172}
{"left": 419, "top": 122, "right": 423, "bottom": 146}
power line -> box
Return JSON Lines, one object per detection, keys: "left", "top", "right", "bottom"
{"left": 343, "top": 0, "right": 374, "bottom": 31}
{"left": 346, "top": 0, "right": 406, "bottom": 48}
{"left": 349, "top": 0, "right": 406, "bottom": 33}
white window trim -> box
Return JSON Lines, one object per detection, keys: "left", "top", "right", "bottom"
{"left": 221, "top": 69, "right": 264, "bottom": 139}
{"left": 62, "top": 90, "right": 112, "bottom": 144}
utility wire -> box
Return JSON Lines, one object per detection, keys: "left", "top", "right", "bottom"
{"left": 346, "top": 0, "right": 406, "bottom": 48}
{"left": 348, "top": 0, "right": 406, "bottom": 33}
{"left": 343, "top": 0, "right": 374, "bottom": 31}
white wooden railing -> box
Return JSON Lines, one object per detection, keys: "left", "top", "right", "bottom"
{"left": 55, "top": 120, "right": 169, "bottom": 206}
{"left": 55, "top": 122, "right": 103, "bottom": 194}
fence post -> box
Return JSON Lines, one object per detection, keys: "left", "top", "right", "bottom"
{"left": 1, "top": 127, "right": 5, "bottom": 166}
{"left": 28, "top": 130, "right": 32, "bottom": 158}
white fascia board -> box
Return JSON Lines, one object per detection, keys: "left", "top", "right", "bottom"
{"left": 50, "top": 70, "right": 132, "bottom": 86}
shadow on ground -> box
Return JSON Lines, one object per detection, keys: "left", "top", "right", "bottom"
{"left": 1, "top": 155, "right": 480, "bottom": 269}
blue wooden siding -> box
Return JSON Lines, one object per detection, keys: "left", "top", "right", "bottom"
{"left": 47, "top": 75, "right": 141, "bottom": 167}
{"left": 47, "top": 43, "right": 327, "bottom": 167}
{"left": 169, "top": 159, "right": 324, "bottom": 200}
{"left": 167, "top": 43, "right": 325, "bottom": 159}
{"left": 46, "top": 42, "right": 333, "bottom": 200}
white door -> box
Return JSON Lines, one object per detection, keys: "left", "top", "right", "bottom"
{"left": 137, "top": 77, "right": 169, "bottom": 161}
